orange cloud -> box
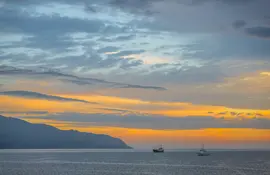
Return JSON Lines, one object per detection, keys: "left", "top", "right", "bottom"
{"left": 23, "top": 118, "right": 270, "bottom": 148}
{"left": 2, "top": 91, "right": 269, "bottom": 148}
{"left": 1, "top": 94, "right": 270, "bottom": 119}
{"left": 260, "top": 72, "right": 270, "bottom": 76}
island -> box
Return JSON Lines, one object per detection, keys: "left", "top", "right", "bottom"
{"left": 0, "top": 115, "right": 131, "bottom": 149}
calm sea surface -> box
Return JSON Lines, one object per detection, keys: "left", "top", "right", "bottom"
{"left": 0, "top": 149, "right": 269, "bottom": 175}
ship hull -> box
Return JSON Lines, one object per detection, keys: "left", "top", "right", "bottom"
{"left": 197, "top": 153, "right": 210, "bottom": 156}
{"left": 153, "top": 149, "right": 164, "bottom": 153}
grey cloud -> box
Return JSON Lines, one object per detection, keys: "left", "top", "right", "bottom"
{"left": 118, "top": 59, "right": 143, "bottom": 69}
{"left": 61, "top": 79, "right": 94, "bottom": 86}
{"left": 218, "top": 0, "right": 254, "bottom": 5}
{"left": 217, "top": 111, "right": 228, "bottom": 115}
{"left": 3, "top": 0, "right": 254, "bottom": 8}
{"left": 211, "top": 111, "right": 262, "bottom": 118}
{"left": 0, "top": 90, "right": 96, "bottom": 104}
{"left": 0, "top": 6, "right": 128, "bottom": 52}
{"left": 1, "top": 0, "right": 106, "bottom": 6}
{"left": 115, "top": 35, "right": 136, "bottom": 41}
{"left": 0, "top": 65, "right": 167, "bottom": 91}
{"left": 128, "top": 0, "right": 270, "bottom": 35}
{"left": 109, "top": 0, "right": 156, "bottom": 14}
{"left": 95, "top": 108, "right": 132, "bottom": 113}
{"left": 180, "top": 35, "right": 270, "bottom": 60}
{"left": 26, "top": 34, "right": 74, "bottom": 52}
{"left": 110, "top": 0, "right": 152, "bottom": 7}
{"left": 264, "top": 16, "right": 270, "bottom": 25}
{"left": 232, "top": 20, "right": 247, "bottom": 29}
{"left": 0, "top": 5, "right": 144, "bottom": 70}
{"left": 0, "top": 65, "right": 105, "bottom": 83}
{"left": 0, "top": 8, "right": 105, "bottom": 34}
{"left": 47, "top": 48, "right": 127, "bottom": 70}
{"left": 144, "top": 62, "right": 226, "bottom": 84}
{"left": 245, "top": 26, "right": 270, "bottom": 39}
{"left": 119, "top": 84, "right": 166, "bottom": 91}
{"left": 22, "top": 112, "right": 270, "bottom": 130}
{"left": 63, "top": 75, "right": 166, "bottom": 90}
{"left": 84, "top": 4, "right": 98, "bottom": 13}
{"left": 140, "top": 42, "right": 149, "bottom": 45}
{"left": 98, "top": 35, "right": 136, "bottom": 42}
{"left": 0, "top": 65, "right": 80, "bottom": 79}
{"left": 110, "top": 49, "right": 145, "bottom": 57}
{"left": 100, "top": 25, "right": 131, "bottom": 35}
{"left": 194, "top": 0, "right": 254, "bottom": 5}
{"left": 97, "top": 46, "right": 120, "bottom": 53}
{"left": 230, "top": 112, "right": 237, "bottom": 116}
{"left": 109, "top": 0, "right": 254, "bottom": 15}
{"left": 0, "top": 111, "right": 49, "bottom": 115}
{"left": 0, "top": 40, "right": 143, "bottom": 75}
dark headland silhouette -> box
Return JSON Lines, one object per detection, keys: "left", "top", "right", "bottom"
{"left": 0, "top": 115, "right": 131, "bottom": 149}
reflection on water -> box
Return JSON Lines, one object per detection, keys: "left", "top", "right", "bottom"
{"left": 0, "top": 150, "right": 269, "bottom": 175}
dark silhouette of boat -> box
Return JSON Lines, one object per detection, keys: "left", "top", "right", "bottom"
{"left": 197, "top": 144, "right": 210, "bottom": 156}
{"left": 153, "top": 145, "right": 164, "bottom": 153}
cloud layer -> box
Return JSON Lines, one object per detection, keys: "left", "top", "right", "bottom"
{"left": 0, "top": 91, "right": 94, "bottom": 104}
{"left": 22, "top": 112, "right": 270, "bottom": 130}
{"left": 0, "top": 65, "right": 166, "bottom": 90}
{"left": 1, "top": 0, "right": 270, "bottom": 148}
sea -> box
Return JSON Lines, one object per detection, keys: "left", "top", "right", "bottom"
{"left": 0, "top": 149, "right": 269, "bottom": 175}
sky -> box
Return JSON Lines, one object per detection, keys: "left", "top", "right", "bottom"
{"left": 0, "top": 0, "right": 270, "bottom": 149}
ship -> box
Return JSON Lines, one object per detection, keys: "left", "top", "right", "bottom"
{"left": 197, "top": 144, "right": 210, "bottom": 156}
{"left": 153, "top": 145, "right": 164, "bottom": 153}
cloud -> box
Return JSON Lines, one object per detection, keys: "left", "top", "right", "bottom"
{"left": 0, "top": 0, "right": 269, "bottom": 112}
{"left": 0, "top": 65, "right": 167, "bottom": 91}
{"left": 232, "top": 20, "right": 246, "bottom": 29}
{"left": 95, "top": 107, "right": 132, "bottom": 113}
{"left": 0, "top": 8, "right": 105, "bottom": 35}
{"left": 84, "top": 4, "right": 98, "bottom": 13}
{"left": 22, "top": 112, "right": 270, "bottom": 130}
{"left": 63, "top": 77, "right": 166, "bottom": 90}
{"left": 0, "top": 90, "right": 96, "bottom": 104}
{"left": 184, "top": 0, "right": 254, "bottom": 6}
{"left": 245, "top": 26, "right": 270, "bottom": 39}
{"left": 109, "top": 50, "right": 145, "bottom": 57}
{"left": 210, "top": 111, "right": 264, "bottom": 118}
{"left": 97, "top": 34, "right": 137, "bottom": 43}
{"left": 115, "top": 35, "right": 136, "bottom": 41}
{"left": 0, "top": 7, "right": 131, "bottom": 54}
{"left": 180, "top": 35, "right": 270, "bottom": 60}
{"left": 97, "top": 46, "right": 119, "bottom": 53}
{"left": 109, "top": 0, "right": 155, "bottom": 14}
{"left": 0, "top": 4, "right": 143, "bottom": 70}
{"left": 119, "top": 84, "right": 166, "bottom": 91}
{"left": 217, "top": 111, "right": 228, "bottom": 115}
{"left": 0, "top": 111, "right": 49, "bottom": 115}
{"left": 213, "top": 0, "right": 254, "bottom": 5}
{"left": 255, "top": 113, "right": 264, "bottom": 117}
{"left": 60, "top": 79, "right": 94, "bottom": 86}
{"left": 230, "top": 112, "right": 237, "bottom": 116}
{"left": 109, "top": 0, "right": 255, "bottom": 15}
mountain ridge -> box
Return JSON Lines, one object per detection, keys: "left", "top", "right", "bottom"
{"left": 0, "top": 115, "right": 132, "bottom": 149}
